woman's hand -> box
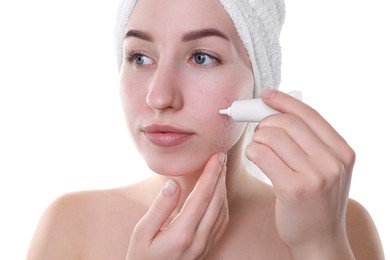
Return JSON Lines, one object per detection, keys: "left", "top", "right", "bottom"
{"left": 126, "top": 153, "right": 228, "bottom": 260}
{"left": 246, "top": 90, "right": 355, "bottom": 259}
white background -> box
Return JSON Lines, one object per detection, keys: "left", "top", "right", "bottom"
{"left": 0, "top": 0, "right": 389, "bottom": 259}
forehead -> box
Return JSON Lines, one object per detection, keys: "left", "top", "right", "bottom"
{"left": 127, "top": 0, "right": 238, "bottom": 40}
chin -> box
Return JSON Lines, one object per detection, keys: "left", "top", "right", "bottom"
{"left": 144, "top": 152, "right": 210, "bottom": 177}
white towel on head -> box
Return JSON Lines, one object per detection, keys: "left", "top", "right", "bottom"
{"left": 218, "top": 0, "right": 285, "bottom": 96}
{"left": 115, "top": 0, "right": 137, "bottom": 69}
{"left": 115, "top": 0, "right": 285, "bottom": 96}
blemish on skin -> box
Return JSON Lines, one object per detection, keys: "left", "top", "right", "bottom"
{"left": 218, "top": 115, "right": 236, "bottom": 149}
{"left": 216, "top": 96, "right": 247, "bottom": 151}
{"left": 223, "top": 96, "right": 232, "bottom": 106}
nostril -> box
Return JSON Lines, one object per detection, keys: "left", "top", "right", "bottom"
{"left": 146, "top": 90, "right": 182, "bottom": 112}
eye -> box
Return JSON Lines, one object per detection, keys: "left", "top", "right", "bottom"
{"left": 126, "top": 51, "right": 154, "bottom": 66}
{"left": 190, "top": 50, "right": 221, "bottom": 66}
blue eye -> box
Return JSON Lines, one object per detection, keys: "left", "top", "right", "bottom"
{"left": 191, "top": 51, "right": 220, "bottom": 66}
{"left": 126, "top": 51, "right": 153, "bottom": 65}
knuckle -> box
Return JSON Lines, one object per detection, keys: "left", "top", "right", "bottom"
{"left": 199, "top": 189, "right": 214, "bottom": 205}
{"left": 263, "top": 113, "right": 303, "bottom": 129}
{"left": 256, "top": 127, "right": 286, "bottom": 144}
{"left": 284, "top": 176, "right": 327, "bottom": 200}
{"left": 269, "top": 128, "right": 288, "bottom": 144}
{"left": 310, "top": 174, "right": 328, "bottom": 192}
{"left": 176, "top": 231, "right": 195, "bottom": 250}
{"left": 302, "top": 107, "right": 322, "bottom": 122}
{"left": 245, "top": 143, "right": 256, "bottom": 161}
{"left": 314, "top": 152, "right": 345, "bottom": 180}
{"left": 132, "top": 220, "right": 147, "bottom": 239}
{"left": 343, "top": 146, "right": 356, "bottom": 167}
{"left": 324, "top": 158, "right": 345, "bottom": 179}
{"left": 283, "top": 114, "right": 303, "bottom": 129}
{"left": 188, "top": 239, "right": 207, "bottom": 258}
{"left": 153, "top": 198, "right": 170, "bottom": 213}
{"left": 279, "top": 184, "right": 305, "bottom": 201}
{"left": 245, "top": 143, "right": 269, "bottom": 163}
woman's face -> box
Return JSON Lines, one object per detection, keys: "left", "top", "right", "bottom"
{"left": 120, "top": 0, "right": 254, "bottom": 176}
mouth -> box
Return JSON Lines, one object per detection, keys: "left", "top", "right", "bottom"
{"left": 142, "top": 124, "right": 195, "bottom": 147}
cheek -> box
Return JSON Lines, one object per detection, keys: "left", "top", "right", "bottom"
{"left": 216, "top": 117, "right": 245, "bottom": 151}
{"left": 193, "top": 72, "right": 252, "bottom": 152}
{"left": 199, "top": 95, "right": 246, "bottom": 152}
{"left": 119, "top": 72, "right": 147, "bottom": 136}
{"left": 224, "top": 119, "right": 246, "bottom": 152}
{"left": 120, "top": 68, "right": 148, "bottom": 113}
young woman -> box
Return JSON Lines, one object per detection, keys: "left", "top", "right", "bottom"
{"left": 27, "top": 0, "right": 384, "bottom": 259}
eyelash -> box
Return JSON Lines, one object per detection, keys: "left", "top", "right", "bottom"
{"left": 125, "top": 50, "right": 222, "bottom": 66}
{"left": 190, "top": 50, "right": 222, "bottom": 66}
{"left": 126, "top": 51, "right": 149, "bottom": 64}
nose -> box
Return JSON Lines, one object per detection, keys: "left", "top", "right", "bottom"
{"left": 146, "top": 64, "right": 183, "bottom": 112}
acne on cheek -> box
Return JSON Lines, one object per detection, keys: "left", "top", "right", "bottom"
{"left": 215, "top": 95, "right": 249, "bottom": 151}
{"left": 200, "top": 94, "right": 245, "bottom": 151}
{"left": 214, "top": 111, "right": 240, "bottom": 151}
{"left": 222, "top": 118, "right": 234, "bottom": 146}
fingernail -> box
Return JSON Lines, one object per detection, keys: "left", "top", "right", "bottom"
{"left": 218, "top": 152, "right": 226, "bottom": 165}
{"left": 162, "top": 179, "right": 177, "bottom": 197}
{"left": 260, "top": 88, "right": 276, "bottom": 100}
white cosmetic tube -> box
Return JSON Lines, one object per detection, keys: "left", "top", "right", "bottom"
{"left": 219, "top": 91, "right": 302, "bottom": 122}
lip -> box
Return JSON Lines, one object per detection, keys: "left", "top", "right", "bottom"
{"left": 142, "top": 124, "right": 195, "bottom": 147}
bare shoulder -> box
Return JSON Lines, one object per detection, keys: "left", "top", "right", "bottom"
{"left": 346, "top": 199, "right": 385, "bottom": 260}
{"left": 27, "top": 182, "right": 149, "bottom": 260}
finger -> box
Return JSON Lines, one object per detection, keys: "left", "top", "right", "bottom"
{"left": 246, "top": 141, "right": 297, "bottom": 191}
{"left": 211, "top": 200, "right": 229, "bottom": 243}
{"left": 134, "top": 179, "right": 181, "bottom": 241}
{"left": 207, "top": 176, "right": 229, "bottom": 245}
{"left": 260, "top": 89, "right": 337, "bottom": 142}
{"left": 260, "top": 90, "right": 352, "bottom": 159}
{"left": 259, "top": 114, "right": 340, "bottom": 170}
{"left": 195, "top": 161, "right": 228, "bottom": 241}
{"left": 172, "top": 152, "right": 226, "bottom": 234}
{"left": 252, "top": 126, "right": 310, "bottom": 173}
{"left": 182, "top": 162, "right": 228, "bottom": 257}
{"left": 199, "top": 198, "right": 229, "bottom": 259}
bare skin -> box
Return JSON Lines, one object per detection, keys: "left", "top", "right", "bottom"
{"left": 26, "top": 161, "right": 384, "bottom": 259}
{"left": 27, "top": 0, "right": 384, "bottom": 259}
{"left": 26, "top": 92, "right": 385, "bottom": 260}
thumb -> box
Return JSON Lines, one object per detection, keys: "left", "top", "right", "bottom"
{"left": 135, "top": 179, "right": 181, "bottom": 241}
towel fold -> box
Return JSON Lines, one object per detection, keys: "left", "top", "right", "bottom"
{"left": 218, "top": 0, "right": 285, "bottom": 95}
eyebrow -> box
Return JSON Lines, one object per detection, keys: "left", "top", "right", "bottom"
{"left": 124, "top": 28, "right": 229, "bottom": 42}
{"left": 124, "top": 29, "right": 153, "bottom": 41}
{"left": 182, "top": 28, "right": 229, "bottom": 42}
